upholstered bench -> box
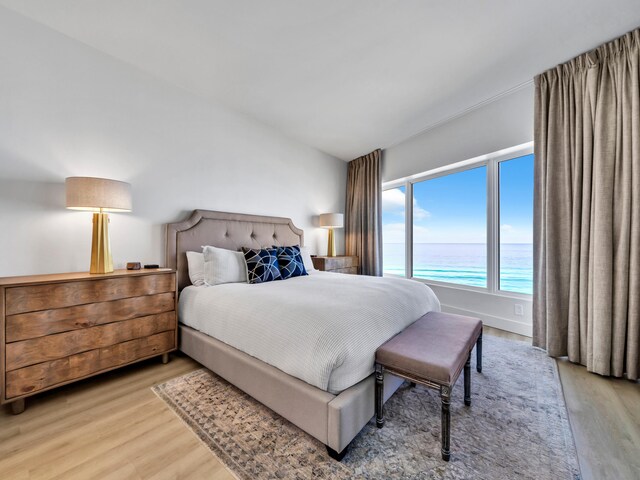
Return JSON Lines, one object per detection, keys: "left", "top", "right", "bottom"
{"left": 375, "top": 311, "right": 483, "bottom": 461}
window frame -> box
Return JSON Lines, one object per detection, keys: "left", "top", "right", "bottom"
{"left": 380, "top": 184, "right": 408, "bottom": 278}
{"left": 382, "top": 142, "right": 533, "bottom": 299}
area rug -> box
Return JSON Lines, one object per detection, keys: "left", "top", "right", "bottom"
{"left": 152, "top": 335, "right": 580, "bottom": 479}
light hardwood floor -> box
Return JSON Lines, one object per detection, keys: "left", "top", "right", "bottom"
{"left": 0, "top": 327, "right": 638, "bottom": 479}
{"left": 557, "top": 359, "right": 640, "bottom": 480}
{"left": 0, "top": 355, "right": 234, "bottom": 480}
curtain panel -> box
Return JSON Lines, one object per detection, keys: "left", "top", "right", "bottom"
{"left": 345, "top": 149, "right": 382, "bottom": 276}
{"left": 533, "top": 28, "right": 640, "bottom": 380}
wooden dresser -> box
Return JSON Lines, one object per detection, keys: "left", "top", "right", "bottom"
{"left": 312, "top": 255, "right": 360, "bottom": 274}
{"left": 0, "top": 269, "right": 177, "bottom": 414}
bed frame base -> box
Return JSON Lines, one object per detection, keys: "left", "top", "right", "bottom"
{"left": 326, "top": 445, "right": 349, "bottom": 461}
{"left": 179, "top": 323, "right": 404, "bottom": 455}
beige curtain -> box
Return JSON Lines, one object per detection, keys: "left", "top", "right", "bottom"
{"left": 345, "top": 149, "right": 382, "bottom": 276}
{"left": 534, "top": 28, "right": 640, "bottom": 380}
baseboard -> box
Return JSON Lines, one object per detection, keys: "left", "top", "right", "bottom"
{"left": 440, "top": 304, "right": 533, "bottom": 338}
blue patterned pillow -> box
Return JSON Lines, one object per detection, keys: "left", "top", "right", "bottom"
{"left": 243, "top": 248, "right": 282, "bottom": 284}
{"left": 274, "top": 245, "right": 308, "bottom": 279}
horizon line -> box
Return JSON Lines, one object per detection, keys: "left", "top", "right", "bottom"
{"left": 383, "top": 242, "right": 533, "bottom": 245}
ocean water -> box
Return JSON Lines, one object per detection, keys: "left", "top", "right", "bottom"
{"left": 383, "top": 243, "right": 533, "bottom": 295}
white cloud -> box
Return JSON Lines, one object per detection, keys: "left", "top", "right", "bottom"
{"left": 414, "top": 226, "right": 485, "bottom": 244}
{"left": 413, "top": 205, "right": 430, "bottom": 220}
{"left": 500, "top": 224, "right": 533, "bottom": 243}
{"left": 383, "top": 188, "right": 430, "bottom": 219}
{"left": 382, "top": 222, "right": 406, "bottom": 243}
{"left": 412, "top": 225, "right": 430, "bottom": 243}
{"left": 382, "top": 189, "right": 405, "bottom": 211}
{"left": 383, "top": 223, "right": 431, "bottom": 243}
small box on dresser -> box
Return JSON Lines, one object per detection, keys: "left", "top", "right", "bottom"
{"left": 312, "top": 255, "right": 360, "bottom": 274}
{"left": 0, "top": 269, "right": 177, "bottom": 414}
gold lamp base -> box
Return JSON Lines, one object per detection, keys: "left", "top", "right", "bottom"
{"left": 327, "top": 227, "right": 336, "bottom": 257}
{"left": 90, "top": 212, "right": 113, "bottom": 274}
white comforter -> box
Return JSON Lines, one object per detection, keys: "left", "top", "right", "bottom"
{"left": 179, "top": 271, "right": 440, "bottom": 394}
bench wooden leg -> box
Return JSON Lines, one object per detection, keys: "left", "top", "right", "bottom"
{"left": 440, "top": 385, "right": 451, "bottom": 461}
{"left": 476, "top": 330, "right": 483, "bottom": 373}
{"left": 464, "top": 353, "right": 471, "bottom": 406}
{"left": 375, "top": 364, "right": 385, "bottom": 428}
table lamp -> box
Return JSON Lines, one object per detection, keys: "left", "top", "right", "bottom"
{"left": 65, "top": 177, "right": 132, "bottom": 274}
{"left": 319, "top": 213, "right": 343, "bottom": 257}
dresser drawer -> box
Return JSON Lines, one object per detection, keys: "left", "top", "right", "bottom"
{"left": 312, "top": 255, "right": 360, "bottom": 273}
{"left": 6, "top": 312, "right": 176, "bottom": 371}
{"left": 6, "top": 331, "right": 175, "bottom": 399}
{"left": 5, "top": 273, "right": 175, "bottom": 315}
{"left": 331, "top": 267, "right": 359, "bottom": 275}
{"left": 6, "top": 292, "right": 175, "bottom": 342}
{"left": 1, "top": 269, "right": 178, "bottom": 410}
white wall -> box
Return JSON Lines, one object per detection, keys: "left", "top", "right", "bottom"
{"left": 431, "top": 285, "right": 533, "bottom": 338}
{"left": 382, "top": 86, "right": 535, "bottom": 336}
{"left": 0, "top": 7, "right": 347, "bottom": 277}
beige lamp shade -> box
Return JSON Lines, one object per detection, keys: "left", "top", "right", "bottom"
{"left": 65, "top": 177, "right": 132, "bottom": 212}
{"left": 319, "top": 213, "right": 344, "bottom": 229}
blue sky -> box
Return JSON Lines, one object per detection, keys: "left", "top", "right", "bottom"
{"left": 382, "top": 154, "right": 534, "bottom": 244}
{"left": 499, "top": 154, "right": 534, "bottom": 244}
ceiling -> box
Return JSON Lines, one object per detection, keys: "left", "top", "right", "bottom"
{"left": 2, "top": 1, "right": 639, "bottom": 160}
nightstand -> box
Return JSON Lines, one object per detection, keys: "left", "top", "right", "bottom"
{"left": 0, "top": 269, "right": 177, "bottom": 414}
{"left": 312, "top": 255, "right": 360, "bottom": 274}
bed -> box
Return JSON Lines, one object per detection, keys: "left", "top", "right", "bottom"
{"left": 166, "top": 209, "right": 440, "bottom": 458}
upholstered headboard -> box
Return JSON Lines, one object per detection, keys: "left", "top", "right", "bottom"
{"left": 166, "top": 210, "right": 304, "bottom": 291}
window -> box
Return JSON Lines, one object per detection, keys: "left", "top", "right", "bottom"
{"left": 382, "top": 185, "right": 406, "bottom": 276}
{"left": 382, "top": 143, "right": 533, "bottom": 297}
{"left": 499, "top": 154, "right": 534, "bottom": 294}
{"left": 412, "top": 167, "right": 487, "bottom": 288}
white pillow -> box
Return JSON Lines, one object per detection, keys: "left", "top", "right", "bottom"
{"left": 202, "top": 245, "right": 248, "bottom": 285}
{"left": 186, "top": 251, "right": 205, "bottom": 286}
{"left": 300, "top": 246, "right": 316, "bottom": 272}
